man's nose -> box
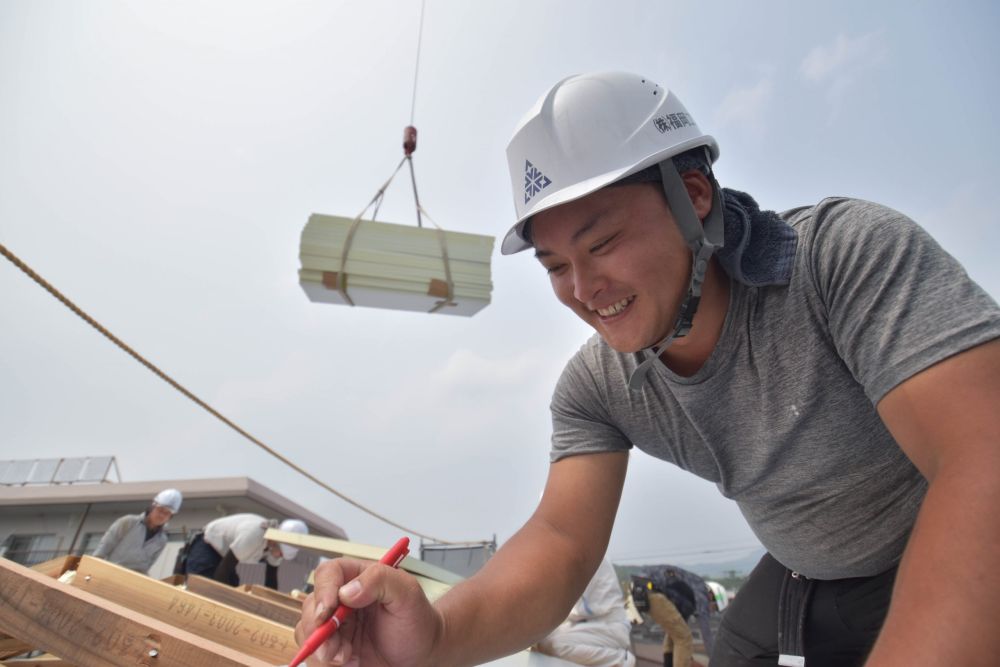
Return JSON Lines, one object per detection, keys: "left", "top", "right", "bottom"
{"left": 573, "top": 260, "right": 605, "bottom": 305}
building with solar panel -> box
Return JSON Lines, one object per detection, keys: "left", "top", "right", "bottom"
{"left": 0, "top": 456, "right": 348, "bottom": 592}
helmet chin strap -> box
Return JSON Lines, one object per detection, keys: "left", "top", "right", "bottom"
{"left": 627, "top": 156, "right": 725, "bottom": 391}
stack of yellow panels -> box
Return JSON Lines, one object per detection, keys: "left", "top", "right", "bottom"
{"left": 299, "top": 214, "right": 495, "bottom": 316}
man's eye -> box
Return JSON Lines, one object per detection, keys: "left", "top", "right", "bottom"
{"left": 591, "top": 234, "right": 617, "bottom": 253}
{"left": 545, "top": 264, "right": 566, "bottom": 275}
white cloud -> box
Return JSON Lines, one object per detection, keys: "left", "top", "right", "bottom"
{"left": 360, "top": 346, "right": 559, "bottom": 443}
{"left": 714, "top": 77, "right": 774, "bottom": 133}
{"left": 212, "top": 350, "right": 318, "bottom": 414}
{"left": 430, "top": 347, "right": 554, "bottom": 394}
{"left": 800, "top": 32, "right": 887, "bottom": 82}
{"left": 799, "top": 32, "right": 888, "bottom": 113}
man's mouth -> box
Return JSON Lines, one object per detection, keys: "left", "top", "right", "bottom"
{"left": 595, "top": 297, "right": 634, "bottom": 318}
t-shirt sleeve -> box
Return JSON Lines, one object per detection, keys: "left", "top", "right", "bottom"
{"left": 807, "top": 198, "right": 1000, "bottom": 403}
{"left": 550, "top": 346, "right": 632, "bottom": 462}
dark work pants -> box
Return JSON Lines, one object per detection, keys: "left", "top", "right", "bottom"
{"left": 183, "top": 534, "right": 238, "bottom": 585}
{"left": 710, "top": 554, "right": 897, "bottom": 667}
{"left": 183, "top": 534, "right": 279, "bottom": 589}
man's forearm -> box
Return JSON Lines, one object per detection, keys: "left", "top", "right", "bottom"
{"left": 430, "top": 519, "right": 601, "bottom": 667}
{"left": 428, "top": 452, "right": 627, "bottom": 666}
{"left": 865, "top": 463, "right": 1000, "bottom": 665}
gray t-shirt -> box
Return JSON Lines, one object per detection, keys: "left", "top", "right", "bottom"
{"left": 550, "top": 197, "right": 1000, "bottom": 579}
{"left": 92, "top": 513, "right": 168, "bottom": 573}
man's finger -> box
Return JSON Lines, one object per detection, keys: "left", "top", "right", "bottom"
{"left": 336, "top": 561, "right": 425, "bottom": 613}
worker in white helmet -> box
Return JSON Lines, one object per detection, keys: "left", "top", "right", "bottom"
{"left": 92, "top": 488, "right": 182, "bottom": 574}
{"left": 182, "top": 514, "right": 308, "bottom": 589}
{"left": 297, "top": 72, "right": 1000, "bottom": 666}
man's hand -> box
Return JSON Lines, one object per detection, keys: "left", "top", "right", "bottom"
{"left": 295, "top": 557, "right": 443, "bottom": 666}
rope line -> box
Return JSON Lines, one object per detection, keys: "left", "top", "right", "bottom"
{"left": 410, "top": 0, "right": 427, "bottom": 126}
{"left": 0, "top": 241, "right": 454, "bottom": 544}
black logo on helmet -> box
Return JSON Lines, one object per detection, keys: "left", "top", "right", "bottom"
{"left": 524, "top": 160, "right": 552, "bottom": 204}
{"left": 653, "top": 112, "right": 694, "bottom": 133}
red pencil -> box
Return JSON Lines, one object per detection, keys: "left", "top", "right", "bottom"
{"left": 288, "top": 537, "right": 410, "bottom": 667}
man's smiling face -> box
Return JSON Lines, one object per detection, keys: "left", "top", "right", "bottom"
{"left": 531, "top": 182, "right": 692, "bottom": 353}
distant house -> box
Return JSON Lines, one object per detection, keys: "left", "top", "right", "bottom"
{"left": 0, "top": 456, "right": 348, "bottom": 592}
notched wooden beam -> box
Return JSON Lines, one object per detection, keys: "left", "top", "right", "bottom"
{"left": 71, "top": 556, "right": 297, "bottom": 664}
{"left": 245, "top": 584, "right": 303, "bottom": 610}
{"left": 186, "top": 575, "right": 300, "bottom": 627}
{"left": 0, "top": 557, "right": 269, "bottom": 667}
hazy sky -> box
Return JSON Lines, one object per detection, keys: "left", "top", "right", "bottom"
{"left": 2, "top": 1, "right": 998, "bottom": 568}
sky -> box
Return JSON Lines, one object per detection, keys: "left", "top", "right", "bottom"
{"left": 1, "top": 1, "right": 998, "bottom": 569}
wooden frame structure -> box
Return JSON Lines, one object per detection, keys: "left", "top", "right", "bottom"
{"left": 0, "top": 557, "right": 287, "bottom": 666}
{"left": 1, "top": 538, "right": 572, "bottom": 666}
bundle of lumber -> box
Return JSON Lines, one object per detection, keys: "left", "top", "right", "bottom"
{"left": 299, "top": 214, "right": 494, "bottom": 316}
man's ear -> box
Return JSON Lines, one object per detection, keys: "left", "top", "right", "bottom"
{"left": 681, "top": 170, "right": 714, "bottom": 221}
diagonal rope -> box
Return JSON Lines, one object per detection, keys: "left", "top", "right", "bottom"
{"left": 0, "top": 240, "right": 454, "bottom": 544}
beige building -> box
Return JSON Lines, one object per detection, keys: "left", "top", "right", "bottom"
{"left": 0, "top": 456, "right": 348, "bottom": 592}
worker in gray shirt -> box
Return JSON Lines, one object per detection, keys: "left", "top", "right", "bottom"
{"left": 92, "top": 488, "right": 182, "bottom": 574}
{"left": 298, "top": 71, "right": 1000, "bottom": 667}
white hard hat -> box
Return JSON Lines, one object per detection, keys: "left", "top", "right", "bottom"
{"left": 278, "top": 519, "right": 309, "bottom": 560}
{"left": 502, "top": 71, "right": 719, "bottom": 255}
{"left": 152, "top": 488, "right": 182, "bottom": 514}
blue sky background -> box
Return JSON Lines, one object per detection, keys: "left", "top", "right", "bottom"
{"left": 2, "top": 1, "right": 997, "bottom": 567}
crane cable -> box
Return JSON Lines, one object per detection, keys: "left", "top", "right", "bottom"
{"left": 0, "top": 240, "right": 455, "bottom": 544}
{"left": 410, "top": 0, "right": 426, "bottom": 128}
{"left": 343, "top": 0, "right": 427, "bottom": 226}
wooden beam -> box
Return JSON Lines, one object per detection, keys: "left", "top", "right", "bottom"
{"left": 0, "top": 556, "right": 84, "bottom": 659}
{"left": 1, "top": 654, "right": 72, "bottom": 666}
{"left": 0, "top": 557, "right": 270, "bottom": 667}
{"left": 244, "top": 585, "right": 302, "bottom": 610}
{"left": 185, "top": 576, "right": 300, "bottom": 627}
{"left": 30, "top": 556, "right": 80, "bottom": 579}
{"left": 263, "top": 531, "right": 459, "bottom": 602}
{"left": 264, "top": 529, "right": 464, "bottom": 584}
{"left": 70, "top": 557, "right": 297, "bottom": 664}
{"left": 0, "top": 636, "right": 33, "bottom": 661}
{"left": 1, "top": 554, "right": 83, "bottom": 658}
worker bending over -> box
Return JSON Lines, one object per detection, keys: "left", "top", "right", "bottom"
{"left": 183, "top": 513, "right": 307, "bottom": 589}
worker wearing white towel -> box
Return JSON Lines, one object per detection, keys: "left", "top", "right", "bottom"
{"left": 92, "top": 488, "right": 182, "bottom": 574}
{"left": 183, "top": 513, "right": 308, "bottom": 589}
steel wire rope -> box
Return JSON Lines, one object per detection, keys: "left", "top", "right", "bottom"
{"left": 0, "top": 241, "right": 454, "bottom": 544}
{"left": 410, "top": 0, "right": 426, "bottom": 127}
{"left": 405, "top": 0, "right": 427, "bottom": 228}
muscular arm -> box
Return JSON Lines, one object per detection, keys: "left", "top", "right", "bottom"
{"left": 432, "top": 451, "right": 628, "bottom": 666}
{"left": 868, "top": 338, "right": 1000, "bottom": 665}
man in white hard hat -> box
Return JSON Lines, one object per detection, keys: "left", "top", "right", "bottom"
{"left": 182, "top": 513, "right": 308, "bottom": 589}
{"left": 92, "top": 488, "right": 182, "bottom": 574}
{"left": 297, "top": 72, "right": 1000, "bottom": 666}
